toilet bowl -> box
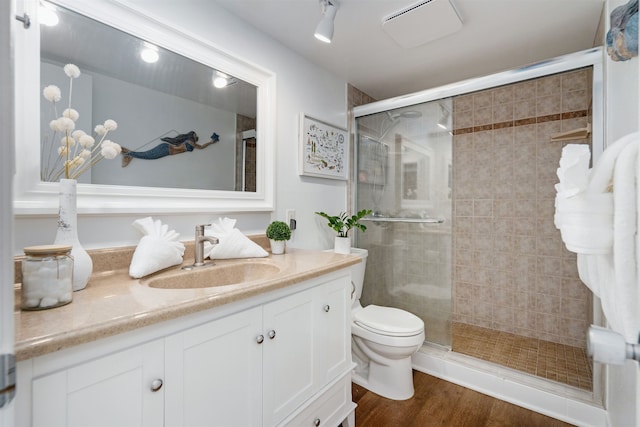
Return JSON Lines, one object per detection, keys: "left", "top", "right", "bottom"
{"left": 348, "top": 248, "right": 425, "bottom": 400}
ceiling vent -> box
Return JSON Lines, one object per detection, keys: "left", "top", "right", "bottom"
{"left": 382, "top": 0, "right": 463, "bottom": 48}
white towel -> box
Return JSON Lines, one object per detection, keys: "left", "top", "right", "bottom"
{"left": 554, "top": 144, "right": 614, "bottom": 254}
{"left": 556, "top": 144, "right": 591, "bottom": 197}
{"left": 204, "top": 217, "right": 268, "bottom": 259}
{"left": 129, "top": 217, "right": 185, "bottom": 278}
{"left": 611, "top": 141, "right": 640, "bottom": 342}
{"left": 571, "top": 132, "right": 640, "bottom": 343}
{"left": 587, "top": 132, "right": 638, "bottom": 193}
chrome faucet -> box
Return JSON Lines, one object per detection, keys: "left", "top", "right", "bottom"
{"left": 193, "top": 224, "right": 218, "bottom": 267}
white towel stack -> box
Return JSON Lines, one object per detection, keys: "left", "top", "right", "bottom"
{"left": 204, "top": 217, "right": 268, "bottom": 259}
{"left": 129, "top": 217, "right": 185, "bottom": 278}
{"left": 555, "top": 133, "right": 640, "bottom": 343}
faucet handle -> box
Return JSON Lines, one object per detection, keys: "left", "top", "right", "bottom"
{"left": 195, "top": 224, "right": 212, "bottom": 233}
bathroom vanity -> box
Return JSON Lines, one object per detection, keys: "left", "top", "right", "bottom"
{"left": 14, "top": 249, "right": 359, "bottom": 427}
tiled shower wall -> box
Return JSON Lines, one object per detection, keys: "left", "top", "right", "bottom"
{"left": 452, "top": 68, "right": 593, "bottom": 348}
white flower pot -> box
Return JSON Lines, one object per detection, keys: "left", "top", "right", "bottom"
{"left": 269, "top": 239, "right": 286, "bottom": 255}
{"left": 54, "top": 179, "right": 93, "bottom": 291}
{"left": 334, "top": 236, "right": 351, "bottom": 254}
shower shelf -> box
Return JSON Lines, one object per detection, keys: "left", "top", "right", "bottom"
{"left": 361, "top": 217, "right": 445, "bottom": 224}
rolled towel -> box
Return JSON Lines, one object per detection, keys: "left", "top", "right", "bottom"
{"left": 129, "top": 217, "right": 185, "bottom": 278}
{"left": 204, "top": 217, "right": 268, "bottom": 259}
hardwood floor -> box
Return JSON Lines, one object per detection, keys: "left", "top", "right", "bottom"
{"left": 351, "top": 370, "right": 575, "bottom": 427}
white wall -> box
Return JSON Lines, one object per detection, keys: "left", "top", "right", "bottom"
{"left": 602, "top": 0, "right": 640, "bottom": 425}
{"left": 14, "top": 1, "right": 348, "bottom": 253}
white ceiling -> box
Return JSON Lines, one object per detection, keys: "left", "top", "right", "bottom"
{"left": 213, "top": 0, "right": 606, "bottom": 101}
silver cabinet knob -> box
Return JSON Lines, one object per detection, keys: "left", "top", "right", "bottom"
{"left": 150, "top": 379, "right": 163, "bottom": 392}
{"left": 314, "top": 418, "right": 321, "bottom": 426}
{"left": 256, "top": 334, "right": 264, "bottom": 344}
{"left": 323, "top": 304, "right": 330, "bottom": 312}
{"left": 268, "top": 329, "right": 276, "bottom": 339}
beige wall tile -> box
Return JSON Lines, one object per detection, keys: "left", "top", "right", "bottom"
{"left": 451, "top": 68, "right": 591, "bottom": 349}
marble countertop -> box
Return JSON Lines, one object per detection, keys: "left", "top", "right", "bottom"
{"left": 14, "top": 249, "right": 360, "bottom": 361}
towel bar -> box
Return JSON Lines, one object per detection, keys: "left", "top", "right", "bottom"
{"left": 360, "top": 217, "right": 444, "bottom": 224}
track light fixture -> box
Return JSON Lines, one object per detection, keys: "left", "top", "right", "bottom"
{"left": 437, "top": 105, "right": 450, "bottom": 130}
{"left": 314, "top": 0, "right": 339, "bottom": 43}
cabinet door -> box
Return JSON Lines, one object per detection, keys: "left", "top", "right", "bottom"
{"left": 315, "top": 276, "right": 351, "bottom": 384}
{"left": 165, "top": 306, "right": 263, "bottom": 427}
{"left": 32, "top": 339, "right": 164, "bottom": 427}
{"left": 262, "top": 288, "right": 316, "bottom": 426}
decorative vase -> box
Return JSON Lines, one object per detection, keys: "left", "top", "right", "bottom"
{"left": 334, "top": 236, "right": 351, "bottom": 254}
{"left": 54, "top": 179, "right": 93, "bottom": 291}
{"left": 269, "top": 239, "right": 286, "bottom": 255}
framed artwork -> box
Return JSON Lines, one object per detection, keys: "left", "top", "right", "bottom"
{"left": 299, "top": 113, "right": 348, "bottom": 180}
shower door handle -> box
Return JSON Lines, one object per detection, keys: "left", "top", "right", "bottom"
{"left": 360, "top": 217, "right": 445, "bottom": 224}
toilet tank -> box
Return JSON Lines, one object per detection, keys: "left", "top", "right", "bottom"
{"left": 349, "top": 248, "right": 368, "bottom": 301}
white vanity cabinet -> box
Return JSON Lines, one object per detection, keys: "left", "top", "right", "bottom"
{"left": 164, "top": 306, "right": 264, "bottom": 427}
{"left": 17, "top": 269, "right": 355, "bottom": 427}
{"left": 30, "top": 339, "right": 165, "bottom": 427}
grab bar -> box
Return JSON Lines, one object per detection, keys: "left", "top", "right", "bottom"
{"left": 360, "top": 217, "right": 445, "bottom": 224}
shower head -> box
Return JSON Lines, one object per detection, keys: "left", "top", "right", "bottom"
{"left": 381, "top": 110, "right": 422, "bottom": 139}
{"left": 388, "top": 110, "right": 422, "bottom": 121}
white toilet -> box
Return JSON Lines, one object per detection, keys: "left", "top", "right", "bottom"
{"left": 349, "top": 248, "right": 425, "bottom": 400}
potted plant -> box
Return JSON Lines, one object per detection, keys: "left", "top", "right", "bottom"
{"left": 265, "top": 220, "right": 292, "bottom": 255}
{"left": 315, "top": 209, "right": 372, "bottom": 254}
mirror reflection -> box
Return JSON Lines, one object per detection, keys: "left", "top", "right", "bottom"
{"left": 40, "top": 3, "right": 258, "bottom": 191}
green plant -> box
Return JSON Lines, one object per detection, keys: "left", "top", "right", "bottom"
{"left": 315, "top": 209, "right": 372, "bottom": 237}
{"left": 266, "top": 220, "right": 292, "bottom": 241}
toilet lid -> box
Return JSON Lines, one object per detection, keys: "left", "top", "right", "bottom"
{"left": 354, "top": 305, "right": 424, "bottom": 336}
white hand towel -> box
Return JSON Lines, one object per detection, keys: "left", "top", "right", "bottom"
{"left": 129, "top": 217, "right": 185, "bottom": 278}
{"left": 203, "top": 217, "right": 268, "bottom": 259}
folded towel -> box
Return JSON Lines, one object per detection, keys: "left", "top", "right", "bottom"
{"left": 129, "top": 217, "right": 185, "bottom": 278}
{"left": 556, "top": 193, "right": 613, "bottom": 254}
{"left": 556, "top": 144, "right": 591, "bottom": 197}
{"left": 554, "top": 144, "right": 592, "bottom": 230}
{"left": 204, "top": 217, "right": 268, "bottom": 259}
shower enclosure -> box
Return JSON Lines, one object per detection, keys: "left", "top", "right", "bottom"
{"left": 353, "top": 48, "right": 603, "bottom": 394}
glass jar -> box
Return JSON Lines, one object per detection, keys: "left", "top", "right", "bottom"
{"left": 21, "top": 245, "right": 73, "bottom": 310}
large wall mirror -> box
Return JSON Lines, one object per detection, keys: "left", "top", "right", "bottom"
{"left": 14, "top": 0, "right": 276, "bottom": 214}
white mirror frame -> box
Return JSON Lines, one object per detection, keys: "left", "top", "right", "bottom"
{"left": 14, "top": 0, "right": 275, "bottom": 215}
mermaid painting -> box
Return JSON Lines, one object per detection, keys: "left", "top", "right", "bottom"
{"left": 121, "top": 131, "right": 219, "bottom": 167}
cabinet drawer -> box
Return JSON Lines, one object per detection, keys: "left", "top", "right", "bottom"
{"left": 280, "top": 374, "right": 353, "bottom": 427}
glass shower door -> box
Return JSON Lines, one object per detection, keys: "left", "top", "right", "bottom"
{"left": 354, "top": 101, "right": 453, "bottom": 348}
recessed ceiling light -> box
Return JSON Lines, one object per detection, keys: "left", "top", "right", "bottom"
{"left": 140, "top": 43, "right": 159, "bottom": 64}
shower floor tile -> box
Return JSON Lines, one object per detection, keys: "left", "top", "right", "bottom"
{"left": 453, "top": 322, "right": 593, "bottom": 391}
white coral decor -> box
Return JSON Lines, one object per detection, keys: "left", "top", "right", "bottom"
{"left": 41, "top": 63, "right": 121, "bottom": 181}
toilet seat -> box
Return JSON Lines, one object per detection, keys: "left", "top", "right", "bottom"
{"left": 353, "top": 305, "right": 424, "bottom": 337}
